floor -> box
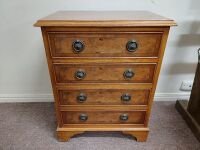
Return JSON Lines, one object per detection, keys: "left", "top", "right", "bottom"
{"left": 0, "top": 101, "right": 199, "bottom": 150}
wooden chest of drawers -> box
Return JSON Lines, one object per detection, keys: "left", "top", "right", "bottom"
{"left": 35, "top": 11, "right": 176, "bottom": 142}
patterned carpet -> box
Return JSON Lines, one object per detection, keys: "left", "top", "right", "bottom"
{"left": 0, "top": 101, "right": 199, "bottom": 150}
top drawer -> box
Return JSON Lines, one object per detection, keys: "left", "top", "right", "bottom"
{"left": 48, "top": 32, "right": 162, "bottom": 57}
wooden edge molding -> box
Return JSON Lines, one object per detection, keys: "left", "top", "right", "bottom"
{"left": 57, "top": 131, "right": 84, "bottom": 141}
{"left": 52, "top": 58, "right": 159, "bottom": 63}
{"left": 59, "top": 105, "right": 147, "bottom": 111}
{"left": 57, "top": 127, "right": 149, "bottom": 142}
{"left": 57, "top": 126, "right": 149, "bottom": 131}
{"left": 34, "top": 20, "right": 177, "bottom": 27}
{"left": 55, "top": 83, "right": 153, "bottom": 90}
{"left": 122, "top": 130, "right": 149, "bottom": 142}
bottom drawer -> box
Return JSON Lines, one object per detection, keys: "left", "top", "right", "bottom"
{"left": 61, "top": 111, "right": 146, "bottom": 124}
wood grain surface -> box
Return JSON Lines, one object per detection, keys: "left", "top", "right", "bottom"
{"left": 48, "top": 32, "right": 162, "bottom": 57}
{"left": 34, "top": 11, "right": 176, "bottom": 27}
{"left": 54, "top": 63, "right": 156, "bottom": 83}
{"left": 58, "top": 89, "right": 150, "bottom": 105}
{"left": 61, "top": 111, "right": 146, "bottom": 124}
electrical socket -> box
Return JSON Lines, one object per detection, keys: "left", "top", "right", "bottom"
{"left": 180, "top": 81, "right": 193, "bottom": 91}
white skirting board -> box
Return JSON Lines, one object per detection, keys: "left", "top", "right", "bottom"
{"left": 0, "top": 93, "right": 190, "bottom": 103}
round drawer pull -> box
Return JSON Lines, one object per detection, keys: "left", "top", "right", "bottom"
{"left": 121, "top": 93, "right": 131, "bottom": 102}
{"left": 126, "top": 40, "right": 138, "bottom": 52}
{"left": 75, "top": 70, "right": 86, "bottom": 80}
{"left": 77, "top": 93, "right": 87, "bottom": 103}
{"left": 120, "top": 114, "right": 129, "bottom": 121}
{"left": 79, "top": 114, "right": 88, "bottom": 121}
{"left": 72, "top": 40, "right": 85, "bottom": 53}
{"left": 123, "top": 69, "right": 134, "bottom": 79}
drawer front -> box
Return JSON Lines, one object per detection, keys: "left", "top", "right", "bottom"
{"left": 61, "top": 111, "right": 146, "bottom": 124}
{"left": 59, "top": 89, "right": 150, "bottom": 105}
{"left": 54, "top": 63, "right": 156, "bottom": 83}
{"left": 48, "top": 32, "right": 162, "bottom": 57}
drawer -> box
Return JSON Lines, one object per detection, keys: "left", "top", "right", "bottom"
{"left": 54, "top": 63, "right": 156, "bottom": 83}
{"left": 58, "top": 89, "right": 150, "bottom": 105}
{"left": 61, "top": 111, "right": 146, "bottom": 124}
{"left": 48, "top": 32, "right": 162, "bottom": 57}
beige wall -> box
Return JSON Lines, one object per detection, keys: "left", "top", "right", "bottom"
{"left": 0, "top": 0, "right": 200, "bottom": 102}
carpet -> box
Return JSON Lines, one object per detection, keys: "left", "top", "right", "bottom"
{"left": 0, "top": 101, "right": 199, "bottom": 150}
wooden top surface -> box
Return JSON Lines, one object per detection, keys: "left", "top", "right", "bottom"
{"left": 34, "top": 11, "right": 176, "bottom": 27}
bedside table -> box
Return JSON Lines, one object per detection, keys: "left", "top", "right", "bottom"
{"left": 34, "top": 11, "right": 176, "bottom": 141}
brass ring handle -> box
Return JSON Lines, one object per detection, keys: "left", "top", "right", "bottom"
{"left": 77, "top": 93, "right": 87, "bottom": 103}
{"left": 126, "top": 40, "right": 138, "bottom": 52}
{"left": 72, "top": 40, "right": 85, "bottom": 53}
{"left": 75, "top": 70, "right": 86, "bottom": 80}
{"left": 79, "top": 114, "right": 88, "bottom": 121}
{"left": 121, "top": 93, "right": 131, "bottom": 102}
{"left": 123, "top": 69, "right": 134, "bottom": 79}
{"left": 120, "top": 114, "right": 129, "bottom": 121}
